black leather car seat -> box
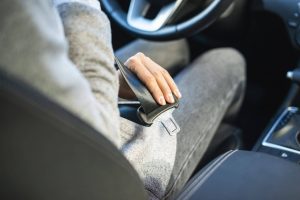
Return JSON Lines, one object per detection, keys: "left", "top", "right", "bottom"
{"left": 0, "top": 71, "right": 147, "bottom": 200}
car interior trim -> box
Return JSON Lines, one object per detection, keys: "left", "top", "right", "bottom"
{"left": 262, "top": 106, "right": 300, "bottom": 155}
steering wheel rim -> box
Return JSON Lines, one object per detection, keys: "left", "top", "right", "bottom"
{"left": 101, "top": 0, "right": 234, "bottom": 41}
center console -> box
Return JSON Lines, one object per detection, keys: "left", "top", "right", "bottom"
{"left": 177, "top": 99, "right": 300, "bottom": 199}
{"left": 251, "top": 61, "right": 300, "bottom": 163}
{"left": 177, "top": 150, "right": 300, "bottom": 200}
{"left": 175, "top": 102, "right": 300, "bottom": 200}
{"left": 255, "top": 107, "right": 300, "bottom": 163}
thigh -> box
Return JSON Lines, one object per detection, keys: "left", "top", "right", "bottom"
{"left": 119, "top": 47, "right": 246, "bottom": 199}
{"left": 119, "top": 115, "right": 178, "bottom": 199}
{"left": 165, "top": 48, "right": 246, "bottom": 198}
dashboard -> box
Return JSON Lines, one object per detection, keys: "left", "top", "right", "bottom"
{"left": 262, "top": 0, "right": 300, "bottom": 49}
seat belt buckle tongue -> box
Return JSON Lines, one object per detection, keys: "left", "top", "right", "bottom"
{"left": 162, "top": 117, "right": 180, "bottom": 136}
{"left": 159, "top": 110, "right": 180, "bottom": 136}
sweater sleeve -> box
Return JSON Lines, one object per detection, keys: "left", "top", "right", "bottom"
{"left": 0, "top": 0, "right": 120, "bottom": 147}
{"left": 55, "top": 1, "right": 121, "bottom": 144}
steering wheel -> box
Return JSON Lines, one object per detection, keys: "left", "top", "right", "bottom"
{"left": 101, "top": 0, "right": 234, "bottom": 41}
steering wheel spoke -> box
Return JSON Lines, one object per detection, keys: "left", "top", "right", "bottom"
{"left": 101, "top": 0, "right": 234, "bottom": 40}
{"left": 127, "top": 0, "right": 183, "bottom": 32}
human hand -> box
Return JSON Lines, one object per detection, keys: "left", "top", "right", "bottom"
{"left": 118, "top": 52, "right": 182, "bottom": 105}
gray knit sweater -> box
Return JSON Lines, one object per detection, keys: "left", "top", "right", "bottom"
{"left": 0, "top": 0, "right": 120, "bottom": 147}
{"left": 0, "top": 1, "right": 179, "bottom": 199}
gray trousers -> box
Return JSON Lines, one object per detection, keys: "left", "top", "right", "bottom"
{"left": 116, "top": 40, "right": 246, "bottom": 199}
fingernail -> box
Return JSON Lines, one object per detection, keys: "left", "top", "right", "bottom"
{"left": 175, "top": 90, "right": 182, "bottom": 98}
{"left": 159, "top": 96, "right": 166, "bottom": 105}
{"left": 167, "top": 93, "right": 175, "bottom": 103}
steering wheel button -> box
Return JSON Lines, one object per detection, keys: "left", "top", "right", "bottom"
{"left": 288, "top": 20, "right": 298, "bottom": 28}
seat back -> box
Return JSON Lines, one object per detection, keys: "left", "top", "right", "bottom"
{"left": 0, "top": 71, "right": 147, "bottom": 200}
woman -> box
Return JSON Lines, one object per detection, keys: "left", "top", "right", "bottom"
{"left": 0, "top": 0, "right": 245, "bottom": 199}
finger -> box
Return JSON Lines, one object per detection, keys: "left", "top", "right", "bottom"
{"left": 161, "top": 69, "right": 182, "bottom": 99}
{"left": 145, "top": 66, "right": 175, "bottom": 104}
{"left": 143, "top": 56, "right": 182, "bottom": 99}
{"left": 125, "top": 56, "right": 166, "bottom": 105}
